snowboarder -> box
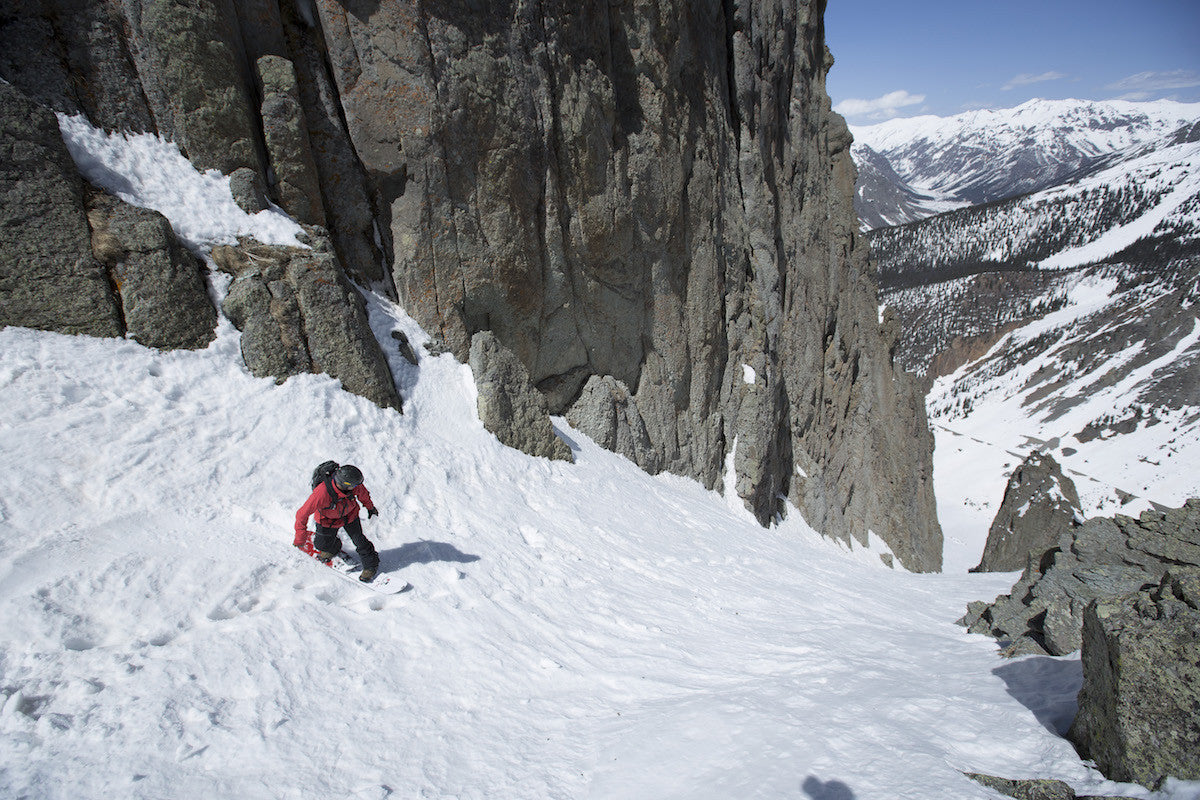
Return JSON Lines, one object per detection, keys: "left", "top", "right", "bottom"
{"left": 294, "top": 464, "right": 381, "bottom": 582}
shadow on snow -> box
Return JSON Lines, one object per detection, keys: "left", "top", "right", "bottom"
{"left": 992, "top": 656, "right": 1083, "bottom": 736}
{"left": 380, "top": 540, "right": 481, "bottom": 572}
{"left": 802, "top": 776, "right": 856, "bottom": 800}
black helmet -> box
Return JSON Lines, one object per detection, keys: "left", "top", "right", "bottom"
{"left": 333, "top": 464, "right": 363, "bottom": 493}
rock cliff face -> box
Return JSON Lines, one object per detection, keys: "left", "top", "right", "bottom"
{"left": 973, "top": 453, "right": 1081, "bottom": 574}
{"left": 310, "top": 0, "right": 940, "bottom": 567}
{"left": 1068, "top": 570, "right": 1200, "bottom": 787}
{"left": 0, "top": 80, "right": 124, "bottom": 339}
{"left": 0, "top": 0, "right": 942, "bottom": 569}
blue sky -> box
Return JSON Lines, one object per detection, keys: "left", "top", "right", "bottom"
{"left": 824, "top": 0, "right": 1200, "bottom": 123}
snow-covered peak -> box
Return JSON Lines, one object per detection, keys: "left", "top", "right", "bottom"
{"left": 850, "top": 98, "right": 1200, "bottom": 229}
{"left": 852, "top": 98, "right": 1200, "bottom": 157}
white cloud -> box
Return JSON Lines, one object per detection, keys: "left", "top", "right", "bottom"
{"left": 1001, "top": 71, "right": 1068, "bottom": 91}
{"left": 833, "top": 90, "right": 926, "bottom": 120}
{"left": 1106, "top": 69, "right": 1200, "bottom": 93}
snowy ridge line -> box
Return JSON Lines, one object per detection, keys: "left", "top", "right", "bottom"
{"left": 852, "top": 97, "right": 1200, "bottom": 166}
{"left": 871, "top": 137, "right": 1200, "bottom": 286}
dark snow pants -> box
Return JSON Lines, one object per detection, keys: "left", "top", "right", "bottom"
{"left": 314, "top": 518, "right": 379, "bottom": 571}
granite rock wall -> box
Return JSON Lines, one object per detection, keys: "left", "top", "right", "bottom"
{"left": 0, "top": 0, "right": 943, "bottom": 568}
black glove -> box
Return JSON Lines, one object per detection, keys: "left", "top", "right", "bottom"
{"left": 367, "top": 507, "right": 379, "bottom": 518}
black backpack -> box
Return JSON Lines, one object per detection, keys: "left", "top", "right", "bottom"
{"left": 311, "top": 460, "right": 339, "bottom": 489}
{"left": 311, "top": 460, "right": 342, "bottom": 512}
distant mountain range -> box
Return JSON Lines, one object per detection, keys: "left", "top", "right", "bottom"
{"left": 871, "top": 118, "right": 1200, "bottom": 294}
{"left": 851, "top": 98, "right": 1200, "bottom": 231}
{"left": 860, "top": 98, "right": 1200, "bottom": 373}
{"left": 856, "top": 98, "right": 1200, "bottom": 519}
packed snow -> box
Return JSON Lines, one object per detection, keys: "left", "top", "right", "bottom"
{"left": 3, "top": 113, "right": 1199, "bottom": 800}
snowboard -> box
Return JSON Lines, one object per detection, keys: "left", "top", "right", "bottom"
{"left": 296, "top": 535, "right": 412, "bottom": 595}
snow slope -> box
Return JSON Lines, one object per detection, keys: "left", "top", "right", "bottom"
{"left": 1036, "top": 136, "right": 1200, "bottom": 270}
{"left": 3, "top": 304, "right": 1179, "bottom": 800}
{"left": 2, "top": 116, "right": 1198, "bottom": 800}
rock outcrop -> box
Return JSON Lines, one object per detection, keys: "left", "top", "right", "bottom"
{"left": 86, "top": 194, "right": 216, "bottom": 350}
{"left": 469, "top": 332, "right": 573, "bottom": 463}
{"left": 1068, "top": 571, "right": 1200, "bottom": 787}
{"left": 1, "top": 77, "right": 216, "bottom": 350}
{"left": 0, "top": 80, "right": 123, "bottom": 339}
{"left": 973, "top": 453, "right": 1081, "bottom": 573}
{"left": 1, "top": 1, "right": 944, "bottom": 568}
{"left": 255, "top": 54, "right": 326, "bottom": 226}
{"left": 962, "top": 498, "right": 1200, "bottom": 656}
{"left": 0, "top": 0, "right": 155, "bottom": 133}
{"left": 306, "top": 0, "right": 942, "bottom": 567}
{"left": 213, "top": 234, "right": 401, "bottom": 411}
{"left": 567, "top": 375, "right": 661, "bottom": 473}
{"left": 120, "top": 0, "right": 261, "bottom": 177}
{"left": 963, "top": 772, "right": 1121, "bottom": 800}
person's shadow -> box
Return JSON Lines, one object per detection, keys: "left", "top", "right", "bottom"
{"left": 380, "top": 540, "right": 481, "bottom": 572}
{"left": 803, "top": 776, "right": 856, "bottom": 800}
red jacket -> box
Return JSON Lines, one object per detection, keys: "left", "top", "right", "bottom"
{"left": 295, "top": 481, "right": 376, "bottom": 542}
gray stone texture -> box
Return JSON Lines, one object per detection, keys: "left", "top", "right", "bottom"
{"left": 567, "top": 375, "right": 661, "bottom": 473}
{"left": 229, "top": 167, "right": 271, "bottom": 215}
{"left": 279, "top": 3, "right": 387, "bottom": 285}
{"left": 469, "top": 332, "right": 573, "bottom": 463}
{"left": 310, "top": 0, "right": 942, "bottom": 569}
{"left": 973, "top": 453, "right": 1082, "bottom": 573}
{"left": 233, "top": 1, "right": 389, "bottom": 284}
{"left": 214, "top": 233, "right": 401, "bottom": 411}
{"left": 391, "top": 329, "right": 420, "bottom": 367}
{"left": 256, "top": 54, "right": 326, "bottom": 226}
{"left": 963, "top": 498, "right": 1200, "bottom": 657}
{"left": 0, "top": 80, "right": 123, "bottom": 338}
{"left": 0, "top": 0, "right": 156, "bottom": 133}
{"left": 963, "top": 773, "right": 1077, "bottom": 800}
{"left": 963, "top": 773, "right": 1123, "bottom": 800}
{"left": 86, "top": 194, "right": 216, "bottom": 350}
{"left": 222, "top": 271, "right": 311, "bottom": 382}
{"left": 119, "top": 0, "right": 261, "bottom": 176}
{"left": 1068, "top": 571, "right": 1200, "bottom": 787}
